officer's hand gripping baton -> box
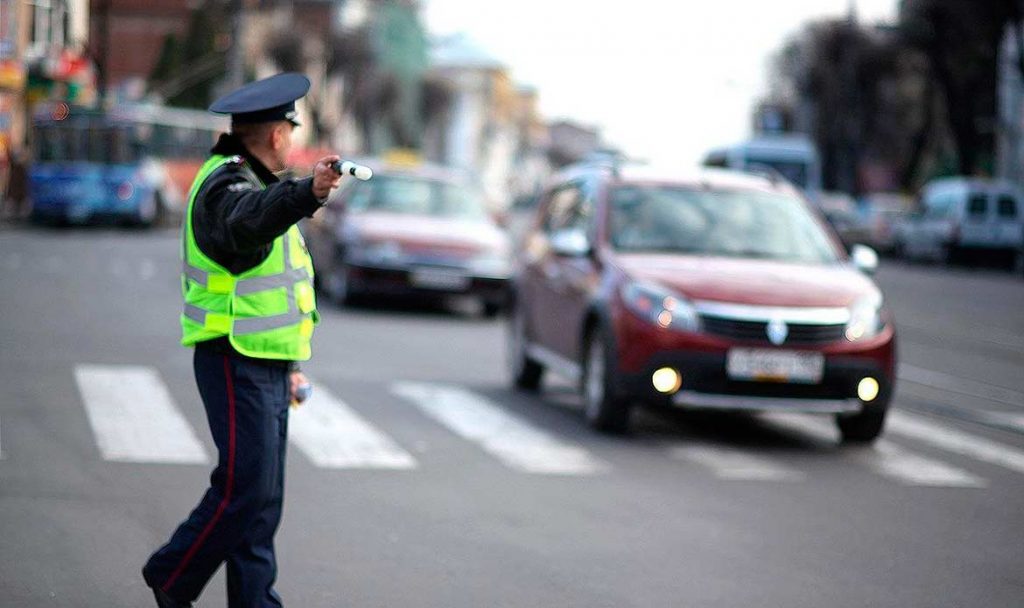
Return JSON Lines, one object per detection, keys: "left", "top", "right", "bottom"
{"left": 329, "top": 160, "right": 373, "bottom": 181}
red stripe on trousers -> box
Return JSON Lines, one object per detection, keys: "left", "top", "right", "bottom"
{"left": 162, "top": 355, "right": 237, "bottom": 593}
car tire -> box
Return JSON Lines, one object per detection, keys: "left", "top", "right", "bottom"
{"left": 482, "top": 301, "right": 502, "bottom": 319}
{"left": 507, "top": 303, "right": 543, "bottom": 391}
{"left": 943, "top": 243, "right": 961, "bottom": 266}
{"left": 581, "top": 326, "right": 632, "bottom": 434}
{"left": 836, "top": 407, "right": 888, "bottom": 444}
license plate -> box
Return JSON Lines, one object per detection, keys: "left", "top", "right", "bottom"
{"left": 410, "top": 268, "right": 470, "bottom": 291}
{"left": 726, "top": 349, "right": 824, "bottom": 384}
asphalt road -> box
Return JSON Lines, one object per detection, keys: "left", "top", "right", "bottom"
{"left": 1, "top": 225, "right": 1022, "bottom": 608}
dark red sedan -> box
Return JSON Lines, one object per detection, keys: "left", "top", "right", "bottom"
{"left": 507, "top": 163, "right": 895, "bottom": 441}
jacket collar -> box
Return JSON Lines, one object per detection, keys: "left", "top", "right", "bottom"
{"left": 211, "top": 133, "right": 279, "bottom": 185}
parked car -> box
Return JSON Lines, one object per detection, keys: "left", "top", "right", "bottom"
{"left": 508, "top": 162, "right": 895, "bottom": 442}
{"left": 894, "top": 178, "right": 1023, "bottom": 265}
{"left": 303, "top": 159, "right": 512, "bottom": 316}
{"left": 859, "top": 192, "right": 914, "bottom": 254}
{"left": 818, "top": 191, "right": 871, "bottom": 249}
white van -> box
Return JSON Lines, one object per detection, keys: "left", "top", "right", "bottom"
{"left": 894, "top": 178, "right": 1023, "bottom": 264}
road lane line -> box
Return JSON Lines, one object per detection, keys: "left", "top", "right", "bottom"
{"left": 887, "top": 410, "right": 1024, "bottom": 475}
{"left": 668, "top": 444, "right": 804, "bottom": 482}
{"left": 898, "top": 364, "right": 1024, "bottom": 408}
{"left": 762, "top": 414, "right": 986, "bottom": 488}
{"left": 288, "top": 382, "right": 416, "bottom": 470}
{"left": 392, "top": 382, "right": 606, "bottom": 475}
{"left": 74, "top": 365, "right": 209, "bottom": 464}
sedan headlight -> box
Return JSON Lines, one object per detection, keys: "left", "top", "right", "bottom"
{"left": 620, "top": 281, "right": 699, "bottom": 332}
{"left": 845, "top": 292, "right": 884, "bottom": 341}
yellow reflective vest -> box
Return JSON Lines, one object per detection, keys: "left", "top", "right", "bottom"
{"left": 180, "top": 154, "right": 318, "bottom": 361}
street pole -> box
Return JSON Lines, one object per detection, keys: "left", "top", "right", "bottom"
{"left": 225, "top": 0, "right": 244, "bottom": 91}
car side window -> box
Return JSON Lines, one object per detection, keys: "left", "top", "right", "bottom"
{"left": 967, "top": 194, "right": 987, "bottom": 217}
{"left": 997, "top": 195, "right": 1018, "bottom": 219}
{"left": 924, "top": 192, "right": 955, "bottom": 219}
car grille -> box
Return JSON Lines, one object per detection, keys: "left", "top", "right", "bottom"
{"left": 699, "top": 315, "right": 846, "bottom": 346}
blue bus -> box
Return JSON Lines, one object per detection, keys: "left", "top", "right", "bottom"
{"left": 29, "top": 103, "right": 227, "bottom": 226}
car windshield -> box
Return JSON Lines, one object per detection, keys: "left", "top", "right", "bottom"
{"left": 346, "top": 175, "right": 487, "bottom": 220}
{"left": 609, "top": 185, "right": 839, "bottom": 264}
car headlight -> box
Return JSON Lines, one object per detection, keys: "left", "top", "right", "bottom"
{"left": 620, "top": 281, "right": 699, "bottom": 332}
{"left": 845, "top": 292, "right": 884, "bottom": 341}
{"left": 467, "top": 254, "right": 512, "bottom": 278}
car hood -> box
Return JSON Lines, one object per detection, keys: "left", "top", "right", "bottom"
{"left": 614, "top": 253, "right": 877, "bottom": 308}
{"left": 348, "top": 212, "right": 508, "bottom": 255}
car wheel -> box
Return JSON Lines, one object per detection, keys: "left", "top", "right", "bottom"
{"left": 507, "top": 303, "right": 544, "bottom": 391}
{"left": 581, "top": 326, "right": 632, "bottom": 434}
{"left": 482, "top": 300, "right": 502, "bottom": 319}
{"left": 943, "top": 243, "right": 961, "bottom": 266}
{"left": 836, "top": 407, "right": 888, "bottom": 444}
{"left": 892, "top": 239, "right": 905, "bottom": 259}
{"left": 325, "top": 265, "right": 351, "bottom": 306}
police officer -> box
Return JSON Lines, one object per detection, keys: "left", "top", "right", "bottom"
{"left": 142, "top": 73, "right": 342, "bottom": 608}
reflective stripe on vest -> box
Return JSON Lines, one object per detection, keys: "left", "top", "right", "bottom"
{"left": 183, "top": 303, "right": 307, "bottom": 335}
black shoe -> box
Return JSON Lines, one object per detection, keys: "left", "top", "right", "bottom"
{"left": 152, "top": 587, "right": 192, "bottom": 608}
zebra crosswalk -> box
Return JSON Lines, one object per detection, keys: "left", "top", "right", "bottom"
{"left": 8, "top": 363, "right": 1024, "bottom": 489}
{"left": 73, "top": 364, "right": 209, "bottom": 464}
{"left": 289, "top": 379, "right": 417, "bottom": 470}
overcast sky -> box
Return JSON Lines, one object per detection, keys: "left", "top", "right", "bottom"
{"left": 424, "top": 0, "right": 898, "bottom": 167}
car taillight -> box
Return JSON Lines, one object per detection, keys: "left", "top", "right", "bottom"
{"left": 116, "top": 181, "right": 134, "bottom": 201}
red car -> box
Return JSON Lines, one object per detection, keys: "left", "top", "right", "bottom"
{"left": 507, "top": 163, "right": 896, "bottom": 441}
{"left": 303, "top": 160, "right": 511, "bottom": 316}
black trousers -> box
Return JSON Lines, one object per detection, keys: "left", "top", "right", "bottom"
{"left": 144, "top": 348, "right": 290, "bottom": 607}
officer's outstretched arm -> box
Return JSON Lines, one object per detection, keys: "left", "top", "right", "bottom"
{"left": 206, "top": 174, "right": 322, "bottom": 253}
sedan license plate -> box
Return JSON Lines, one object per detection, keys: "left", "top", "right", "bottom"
{"left": 726, "top": 349, "right": 824, "bottom": 384}
{"left": 410, "top": 268, "right": 470, "bottom": 291}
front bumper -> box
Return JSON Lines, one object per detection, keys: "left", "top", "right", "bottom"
{"left": 616, "top": 349, "right": 892, "bottom": 413}
{"left": 673, "top": 391, "right": 861, "bottom": 414}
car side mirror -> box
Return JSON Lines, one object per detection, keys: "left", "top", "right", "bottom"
{"left": 549, "top": 227, "right": 591, "bottom": 258}
{"left": 851, "top": 244, "right": 879, "bottom": 275}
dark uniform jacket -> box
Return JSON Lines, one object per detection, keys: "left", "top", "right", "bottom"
{"left": 192, "top": 133, "right": 323, "bottom": 367}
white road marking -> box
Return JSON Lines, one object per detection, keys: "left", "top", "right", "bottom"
{"left": 988, "top": 413, "right": 1024, "bottom": 433}
{"left": 762, "top": 413, "right": 986, "bottom": 488}
{"left": 898, "top": 364, "right": 1024, "bottom": 408}
{"left": 668, "top": 444, "right": 804, "bottom": 482}
{"left": 887, "top": 410, "right": 1024, "bottom": 475}
{"left": 392, "top": 382, "right": 605, "bottom": 475}
{"left": 288, "top": 382, "right": 416, "bottom": 470}
{"left": 74, "top": 365, "right": 209, "bottom": 464}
